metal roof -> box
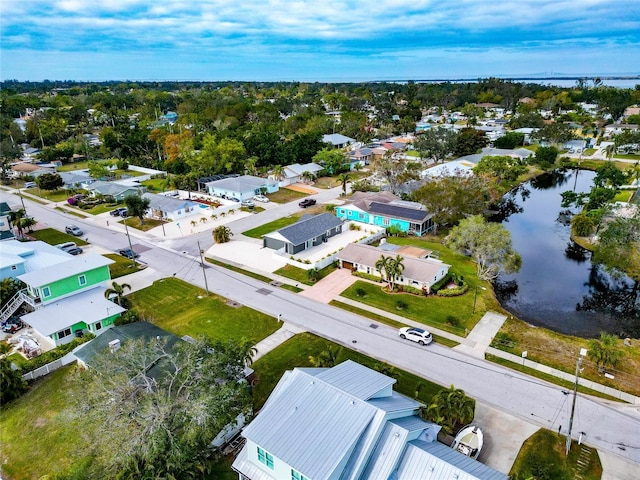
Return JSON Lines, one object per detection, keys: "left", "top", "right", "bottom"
{"left": 204, "top": 175, "right": 274, "bottom": 193}
{"left": 18, "top": 253, "right": 113, "bottom": 287}
{"left": 316, "top": 359, "right": 395, "bottom": 400}
{"left": 396, "top": 440, "right": 509, "bottom": 480}
{"left": 142, "top": 192, "right": 200, "bottom": 212}
{"left": 367, "top": 391, "right": 422, "bottom": 413}
{"left": 368, "top": 202, "right": 432, "bottom": 222}
{"left": 241, "top": 367, "right": 378, "bottom": 480}
{"left": 1, "top": 240, "right": 71, "bottom": 271}
{"left": 21, "top": 287, "right": 125, "bottom": 337}
{"left": 275, "top": 213, "right": 343, "bottom": 246}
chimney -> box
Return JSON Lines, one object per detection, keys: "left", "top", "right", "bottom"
{"left": 108, "top": 339, "right": 121, "bottom": 353}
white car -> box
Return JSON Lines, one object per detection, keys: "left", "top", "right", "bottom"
{"left": 398, "top": 327, "right": 433, "bottom": 345}
{"left": 253, "top": 194, "right": 270, "bottom": 203}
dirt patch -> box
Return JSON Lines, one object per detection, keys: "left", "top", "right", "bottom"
{"left": 32, "top": 417, "right": 47, "bottom": 428}
{"left": 285, "top": 184, "right": 318, "bottom": 194}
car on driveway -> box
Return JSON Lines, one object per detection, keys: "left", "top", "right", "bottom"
{"left": 253, "top": 194, "right": 270, "bottom": 203}
{"left": 2, "top": 318, "right": 24, "bottom": 334}
{"left": 64, "top": 246, "right": 83, "bottom": 255}
{"left": 398, "top": 327, "right": 433, "bottom": 345}
{"left": 65, "top": 224, "right": 84, "bottom": 236}
{"left": 118, "top": 248, "right": 140, "bottom": 259}
{"left": 241, "top": 199, "right": 255, "bottom": 207}
{"left": 110, "top": 207, "right": 128, "bottom": 217}
{"left": 299, "top": 198, "right": 317, "bottom": 208}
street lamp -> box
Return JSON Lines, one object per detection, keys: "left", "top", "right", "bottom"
{"left": 566, "top": 347, "right": 587, "bottom": 456}
{"left": 123, "top": 217, "right": 136, "bottom": 267}
{"left": 473, "top": 285, "right": 486, "bottom": 314}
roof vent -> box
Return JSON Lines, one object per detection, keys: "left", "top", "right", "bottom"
{"left": 108, "top": 339, "right": 121, "bottom": 353}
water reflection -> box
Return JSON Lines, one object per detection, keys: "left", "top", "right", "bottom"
{"left": 494, "top": 169, "right": 639, "bottom": 338}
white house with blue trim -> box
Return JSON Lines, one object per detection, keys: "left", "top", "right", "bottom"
{"left": 232, "top": 360, "right": 508, "bottom": 480}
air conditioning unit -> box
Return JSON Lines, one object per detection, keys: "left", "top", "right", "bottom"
{"left": 108, "top": 339, "right": 121, "bottom": 353}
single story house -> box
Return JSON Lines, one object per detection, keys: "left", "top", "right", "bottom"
{"left": 347, "top": 147, "right": 373, "bottom": 168}
{"left": 280, "top": 163, "right": 324, "bottom": 186}
{"left": 563, "top": 139, "right": 587, "bottom": 152}
{"left": 336, "top": 191, "right": 435, "bottom": 236}
{"left": 422, "top": 160, "right": 475, "bottom": 178}
{"left": 86, "top": 181, "right": 144, "bottom": 201}
{"left": 263, "top": 213, "right": 344, "bottom": 255}
{"left": 58, "top": 171, "right": 95, "bottom": 190}
{"left": 232, "top": 360, "right": 507, "bottom": 480}
{"left": 142, "top": 193, "right": 203, "bottom": 221}
{"left": 337, "top": 242, "right": 450, "bottom": 292}
{"left": 322, "top": 133, "right": 355, "bottom": 149}
{"left": 10, "top": 162, "right": 53, "bottom": 178}
{"left": 205, "top": 175, "right": 278, "bottom": 200}
{"left": 604, "top": 124, "right": 638, "bottom": 137}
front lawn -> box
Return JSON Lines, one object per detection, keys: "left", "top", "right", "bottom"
{"left": 251, "top": 332, "right": 444, "bottom": 410}
{"left": 127, "top": 277, "right": 279, "bottom": 343}
{"left": 140, "top": 177, "right": 169, "bottom": 192}
{"left": 29, "top": 227, "right": 88, "bottom": 246}
{"left": 32, "top": 189, "right": 71, "bottom": 202}
{"left": 273, "top": 263, "right": 337, "bottom": 285}
{"left": 242, "top": 214, "right": 301, "bottom": 238}
{"left": 121, "top": 216, "right": 165, "bottom": 231}
{"left": 613, "top": 190, "right": 633, "bottom": 202}
{"left": 266, "top": 188, "right": 307, "bottom": 203}
{"left": 510, "top": 429, "right": 602, "bottom": 480}
{"left": 104, "top": 253, "right": 145, "bottom": 278}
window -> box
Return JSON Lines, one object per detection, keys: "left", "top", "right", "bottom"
{"left": 78, "top": 275, "right": 87, "bottom": 286}
{"left": 257, "top": 447, "right": 274, "bottom": 469}
{"left": 292, "top": 469, "right": 308, "bottom": 480}
{"left": 95, "top": 322, "right": 102, "bottom": 331}
{"left": 382, "top": 218, "right": 390, "bottom": 226}
{"left": 11, "top": 265, "right": 17, "bottom": 271}
{"left": 57, "top": 328, "right": 72, "bottom": 339}
{"left": 42, "top": 286, "right": 51, "bottom": 298}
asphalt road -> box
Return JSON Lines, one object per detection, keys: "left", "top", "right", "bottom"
{"left": 3, "top": 189, "right": 640, "bottom": 465}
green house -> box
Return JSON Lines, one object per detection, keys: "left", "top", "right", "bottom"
{"left": 18, "top": 254, "right": 126, "bottom": 347}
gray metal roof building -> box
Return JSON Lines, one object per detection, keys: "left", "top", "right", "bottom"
{"left": 233, "top": 360, "right": 508, "bottom": 480}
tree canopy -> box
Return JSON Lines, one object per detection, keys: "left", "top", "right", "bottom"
{"left": 413, "top": 127, "right": 457, "bottom": 163}
{"left": 124, "top": 194, "right": 151, "bottom": 225}
{"left": 445, "top": 215, "right": 522, "bottom": 281}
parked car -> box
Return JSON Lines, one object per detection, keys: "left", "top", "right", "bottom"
{"left": 65, "top": 224, "right": 84, "bottom": 236}
{"left": 56, "top": 241, "right": 77, "bottom": 251}
{"left": 118, "top": 248, "right": 140, "bottom": 259}
{"left": 253, "top": 194, "right": 270, "bottom": 203}
{"left": 241, "top": 199, "right": 255, "bottom": 207}
{"left": 110, "top": 207, "right": 128, "bottom": 217}
{"left": 228, "top": 197, "right": 240, "bottom": 203}
{"left": 24, "top": 181, "right": 37, "bottom": 188}
{"left": 119, "top": 208, "right": 129, "bottom": 217}
{"left": 299, "top": 198, "right": 317, "bottom": 208}
{"left": 64, "top": 246, "right": 84, "bottom": 255}
{"left": 398, "top": 327, "right": 433, "bottom": 345}
{"left": 2, "top": 319, "right": 24, "bottom": 334}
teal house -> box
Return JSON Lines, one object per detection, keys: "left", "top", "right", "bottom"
{"left": 335, "top": 191, "right": 434, "bottom": 236}
{"left": 1, "top": 243, "right": 127, "bottom": 347}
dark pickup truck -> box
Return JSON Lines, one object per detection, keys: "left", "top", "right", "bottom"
{"left": 298, "top": 198, "right": 317, "bottom": 208}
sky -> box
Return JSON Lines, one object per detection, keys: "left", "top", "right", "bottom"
{"left": 1, "top": 0, "right": 640, "bottom": 82}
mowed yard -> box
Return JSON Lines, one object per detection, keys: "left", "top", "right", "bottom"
{"left": 126, "top": 277, "right": 280, "bottom": 343}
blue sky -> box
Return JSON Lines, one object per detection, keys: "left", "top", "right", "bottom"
{"left": 2, "top": 0, "right": 639, "bottom": 82}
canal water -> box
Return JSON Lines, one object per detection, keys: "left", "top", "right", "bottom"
{"left": 493, "top": 169, "right": 639, "bottom": 338}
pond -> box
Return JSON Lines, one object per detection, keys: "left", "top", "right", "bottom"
{"left": 493, "top": 168, "right": 639, "bottom": 338}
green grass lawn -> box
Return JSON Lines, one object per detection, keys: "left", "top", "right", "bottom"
{"left": 615, "top": 153, "right": 640, "bottom": 160}
{"left": 33, "top": 189, "right": 71, "bottom": 202}
{"left": 613, "top": 190, "right": 633, "bottom": 202}
{"left": 57, "top": 161, "right": 89, "bottom": 171}
{"left": 0, "top": 366, "right": 91, "bottom": 480}
{"left": 121, "top": 216, "right": 165, "bottom": 231}
{"left": 127, "top": 277, "right": 279, "bottom": 343}
{"left": 140, "top": 177, "right": 169, "bottom": 192}
{"left": 29, "top": 227, "right": 88, "bottom": 246}
{"left": 54, "top": 206, "right": 89, "bottom": 218}
{"left": 273, "top": 263, "right": 337, "bottom": 285}
{"left": 510, "top": 429, "right": 602, "bottom": 480}
{"left": 251, "top": 332, "right": 445, "bottom": 409}
{"left": 266, "top": 188, "right": 307, "bottom": 203}
{"left": 583, "top": 148, "right": 597, "bottom": 156}
{"left": 242, "top": 214, "right": 302, "bottom": 238}
{"left": 104, "top": 253, "right": 145, "bottom": 278}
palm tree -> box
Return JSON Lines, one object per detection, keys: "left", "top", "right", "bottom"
{"left": 307, "top": 267, "right": 319, "bottom": 283}
{"left": 199, "top": 217, "right": 207, "bottom": 223}
{"left": 272, "top": 165, "right": 284, "bottom": 182}
{"left": 212, "top": 225, "right": 233, "bottom": 244}
{"left": 18, "top": 216, "right": 37, "bottom": 234}
{"left": 238, "top": 338, "right": 258, "bottom": 366}
{"left": 420, "top": 385, "right": 475, "bottom": 435}
{"left": 8, "top": 209, "right": 26, "bottom": 238}
{"left": 375, "top": 255, "right": 391, "bottom": 287}
{"left": 604, "top": 143, "right": 616, "bottom": 162}
{"left": 104, "top": 281, "right": 132, "bottom": 308}
{"left": 588, "top": 332, "right": 624, "bottom": 370}
{"left": 301, "top": 170, "right": 315, "bottom": 184}
{"left": 309, "top": 346, "right": 341, "bottom": 367}
{"left": 388, "top": 254, "right": 405, "bottom": 291}
{"left": 210, "top": 214, "right": 218, "bottom": 221}
{"left": 337, "top": 172, "right": 352, "bottom": 195}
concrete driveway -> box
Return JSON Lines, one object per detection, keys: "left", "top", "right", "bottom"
{"left": 299, "top": 268, "right": 358, "bottom": 303}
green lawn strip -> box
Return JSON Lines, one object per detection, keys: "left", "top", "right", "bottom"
{"left": 86, "top": 203, "right": 122, "bottom": 215}
{"left": 127, "top": 277, "right": 279, "bottom": 343}
{"left": 6, "top": 352, "right": 29, "bottom": 369}
{"left": 583, "top": 148, "right": 597, "bottom": 156}
{"left": 206, "top": 258, "right": 304, "bottom": 292}
{"left": 21, "top": 194, "right": 48, "bottom": 205}
{"left": 510, "top": 429, "right": 602, "bottom": 480}
{"left": 36, "top": 189, "right": 72, "bottom": 202}
{"left": 54, "top": 206, "right": 89, "bottom": 218}
{"left": 273, "top": 263, "right": 337, "bottom": 285}
{"left": 29, "top": 227, "right": 89, "bottom": 246}
{"left": 104, "top": 253, "right": 144, "bottom": 278}
{"left": 613, "top": 190, "right": 633, "bottom": 202}
{"left": 57, "top": 161, "right": 89, "bottom": 171}
{"left": 121, "top": 216, "right": 165, "bottom": 231}
{"left": 0, "top": 366, "right": 90, "bottom": 480}
{"left": 341, "top": 281, "right": 473, "bottom": 336}
{"left": 485, "top": 354, "right": 622, "bottom": 402}
{"left": 251, "top": 332, "right": 444, "bottom": 410}
{"left": 615, "top": 153, "right": 640, "bottom": 160}
{"left": 242, "top": 215, "right": 300, "bottom": 238}
{"left": 140, "top": 178, "right": 168, "bottom": 192}
{"left": 329, "top": 300, "right": 460, "bottom": 348}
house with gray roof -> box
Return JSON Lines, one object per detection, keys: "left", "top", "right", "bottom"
{"left": 142, "top": 193, "right": 203, "bottom": 221}
{"left": 58, "top": 171, "right": 94, "bottom": 189}
{"left": 336, "top": 191, "right": 434, "bottom": 236}
{"left": 232, "top": 360, "right": 507, "bottom": 480}
{"left": 86, "top": 180, "right": 143, "bottom": 201}
{"left": 205, "top": 175, "right": 278, "bottom": 200}
{"left": 322, "top": 133, "right": 356, "bottom": 149}
{"left": 279, "top": 163, "right": 324, "bottom": 186}
{"left": 263, "top": 213, "right": 344, "bottom": 255}
{"left": 0, "top": 202, "right": 16, "bottom": 241}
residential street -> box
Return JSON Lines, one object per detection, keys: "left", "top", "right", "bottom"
{"left": 3, "top": 188, "right": 640, "bottom": 468}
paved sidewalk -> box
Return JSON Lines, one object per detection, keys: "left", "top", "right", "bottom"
{"left": 453, "top": 312, "right": 507, "bottom": 358}
{"left": 252, "top": 322, "right": 307, "bottom": 362}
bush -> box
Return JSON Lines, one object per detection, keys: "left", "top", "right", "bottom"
{"left": 352, "top": 271, "right": 383, "bottom": 283}
{"left": 572, "top": 213, "right": 596, "bottom": 236}
{"left": 436, "top": 284, "right": 469, "bottom": 297}
{"left": 115, "top": 309, "right": 140, "bottom": 326}
{"left": 355, "top": 287, "right": 367, "bottom": 298}
{"left": 430, "top": 274, "right": 451, "bottom": 293}
{"left": 446, "top": 315, "right": 461, "bottom": 327}
{"left": 395, "top": 299, "right": 408, "bottom": 311}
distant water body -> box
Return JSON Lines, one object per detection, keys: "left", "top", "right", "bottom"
{"left": 387, "top": 78, "right": 639, "bottom": 89}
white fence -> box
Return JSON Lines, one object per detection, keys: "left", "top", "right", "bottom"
{"left": 21, "top": 352, "right": 77, "bottom": 381}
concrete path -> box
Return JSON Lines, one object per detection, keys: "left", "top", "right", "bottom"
{"left": 252, "top": 322, "right": 307, "bottom": 362}
{"left": 453, "top": 312, "right": 507, "bottom": 358}
{"left": 299, "top": 269, "right": 358, "bottom": 303}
